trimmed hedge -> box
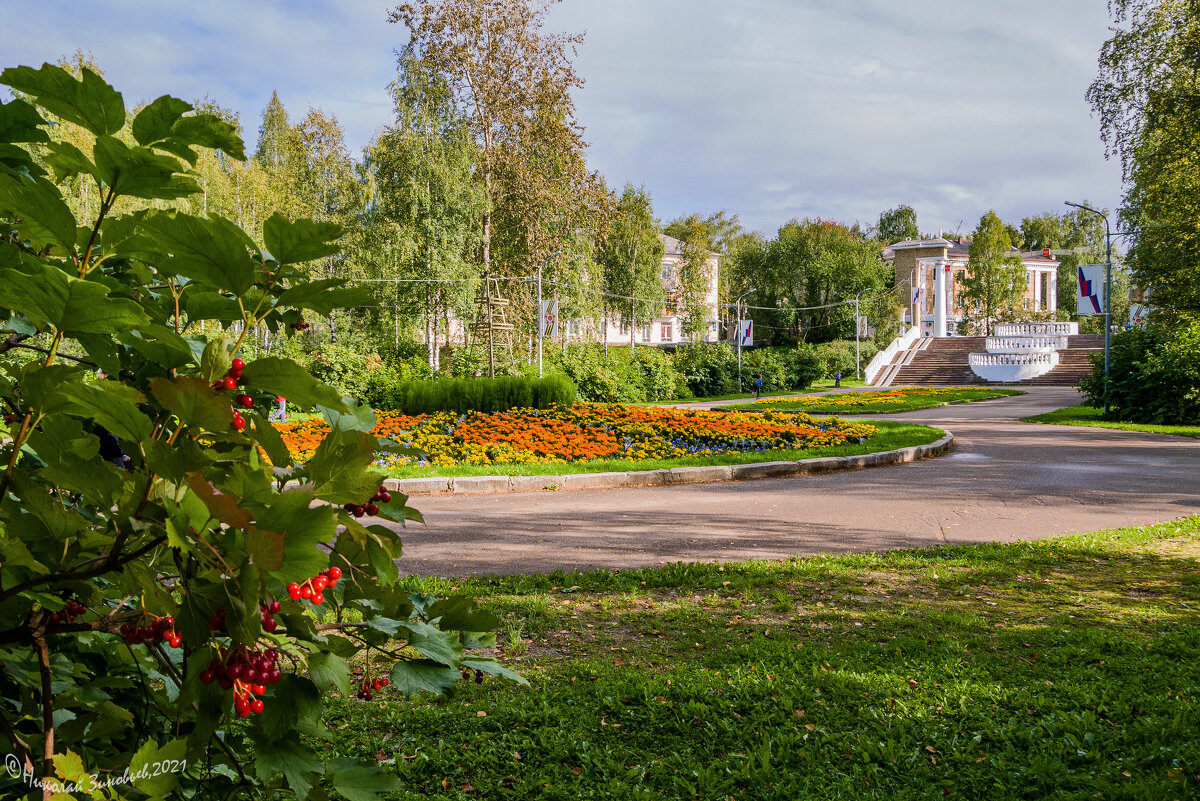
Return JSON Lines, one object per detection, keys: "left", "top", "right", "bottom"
{"left": 1080, "top": 322, "right": 1200, "bottom": 424}
{"left": 364, "top": 374, "right": 577, "bottom": 415}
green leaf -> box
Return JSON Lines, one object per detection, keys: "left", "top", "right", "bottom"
{"left": 428, "top": 596, "right": 501, "bottom": 633}
{"left": 257, "top": 675, "right": 326, "bottom": 740}
{"left": 276, "top": 277, "right": 373, "bottom": 315}
{"left": 169, "top": 114, "right": 246, "bottom": 161}
{"left": 120, "top": 324, "right": 196, "bottom": 370}
{"left": 325, "top": 758, "right": 403, "bottom": 801}
{"left": 129, "top": 737, "right": 187, "bottom": 799}
{"left": 43, "top": 139, "right": 95, "bottom": 184}
{"left": 1, "top": 64, "right": 125, "bottom": 136}
{"left": 303, "top": 427, "right": 381, "bottom": 504}
{"left": 139, "top": 210, "right": 256, "bottom": 294}
{"left": 263, "top": 214, "right": 343, "bottom": 265}
{"left": 249, "top": 413, "right": 292, "bottom": 469}
{"left": 150, "top": 376, "right": 235, "bottom": 433}
{"left": 461, "top": 656, "right": 529, "bottom": 686}
{"left": 199, "top": 336, "right": 233, "bottom": 382}
{"left": 307, "top": 652, "right": 350, "bottom": 694}
{"left": 255, "top": 486, "right": 336, "bottom": 582}
{"left": 396, "top": 619, "right": 462, "bottom": 666}
{"left": 0, "top": 263, "right": 150, "bottom": 334}
{"left": 253, "top": 736, "right": 323, "bottom": 800}
{"left": 51, "top": 379, "right": 153, "bottom": 443}
{"left": 93, "top": 135, "right": 198, "bottom": 200}
{"left": 143, "top": 436, "right": 211, "bottom": 483}
{"left": 241, "top": 356, "right": 348, "bottom": 412}
{"left": 0, "top": 98, "right": 49, "bottom": 143}
{"left": 39, "top": 453, "right": 124, "bottom": 506}
{"left": 317, "top": 397, "right": 376, "bottom": 434}
{"left": 0, "top": 172, "right": 77, "bottom": 253}
{"left": 181, "top": 290, "right": 242, "bottom": 323}
{"left": 131, "top": 95, "right": 191, "bottom": 146}
{"left": 389, "top": 659, "right": 459, "bottom": 697}
{"left": 184, "top": 473, "right": 253, "bottom": 529}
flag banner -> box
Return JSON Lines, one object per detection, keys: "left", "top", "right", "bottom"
{"left": 539, "top": 299, "right": 559, "bottom": 337}
{"left": 1129, "top": 304, "right": 1150, "bottom": 327}
{"left": 1077, "top": 265, "right": 1106, "bottom": 315}
{"left": 737, "top": 319, "right": 753, "bottom": 347}
{"left": 857, "top": 315, "right": 870, "bottom": 338}
{"left": 911, "top": 286, "right": 921, "bottom": 305}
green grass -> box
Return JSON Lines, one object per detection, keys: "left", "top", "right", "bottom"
{"left": 725, "top": 387, "right": 1025, "bottom": 415}
{"left": 379, "top": 420, "right": 944, "bottom": 479}
{"left": 1023, "top": 405, "right": 1200, "bottom": 439}
{"left": 321, "top": 516, "right": 1200, "bottom": 799}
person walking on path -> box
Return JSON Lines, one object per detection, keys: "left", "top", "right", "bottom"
{"left": 834, "top": 371, "right": 842, "bottom": 388}
{"left": 753, "top": 374, "right": 763, "bottom": 400}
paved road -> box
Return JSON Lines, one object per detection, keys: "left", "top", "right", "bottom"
{"left": 394, "top": 387, "right": 1200, "bottom": 577}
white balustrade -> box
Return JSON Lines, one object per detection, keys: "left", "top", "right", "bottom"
{"left": 993, "top": 322, "right": 1079, "bottom": 337}
{"left": 968, "top": 351, "right": 1059, "bottom": 382}
{"left": 864, "top": 326, "right": 920, "bottom": 385}
{"left": 985, "top": 335, "right": 1069, "bottom": 353}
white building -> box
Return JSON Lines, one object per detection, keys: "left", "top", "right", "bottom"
{"left": 600, "top": 234, "right": 721, "bottom": 346}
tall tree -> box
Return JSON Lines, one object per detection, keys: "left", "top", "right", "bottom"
{"left": 368, "top": 50, "right": 484, "bottom": 368}
{"left": 1020, "top": 207, "right": 1112, "bottom": 319}
{"left": 254, "top": 91, "right": 293, "bottom": 172}
{"left": 597, "top": 184, "right": 666, "bottom": 348}
{"left": 959, "top": 210, "right": 1027, "bottom": 335}
{"left": 876, "top": 205, "right": 920, "bottom": 244}
{"left": 1088, "top": 0, "right": 1200, "bottom": 319}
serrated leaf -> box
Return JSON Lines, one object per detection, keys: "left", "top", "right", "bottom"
{"left": 43, "top": 139, "right": 95, "bottom": 184}
{"left": 129, "top": 737, "right": 187, "bottom": 799}
{"left": 93, "top": 135, "right": 197, "bottom": 200}
{"left": 0, "top": 263, "right": 150, "bottom": 334}
{"left": 185, "top": 472, "right": 253, "bottom": 529}
{"left": 150, "top": 376, "right": 235, "bottom": 433}
{"left": 0, "top": 172, "right": 77, "bottom": 253}
{"left": 263, "top": 214, "right": 343, "bottom": 266}
{"left": 253, "top": 737, "right": 322, "bottom": 799}
{"left": 131, "top": 95, "right": 192, "bottom": 146}
{"left": 181, "top": 290, "right": 242, "bottom": 323}
{"left": 169, "top": 114, "right": 246, "bottom": 160}
{"left": 307, "top": 652, "right": 350, "bottom": 694}
{"left": 304, "top": 427, "right": 381, "bottom": 504}
{"left": 317, "top": 397, "right": 376, "bottom": 433}
{"left": 139, "top": 210, "right": 257, "bottom": 294}
{"left": 250, "top": 412, "right": 292, "bottom": 468}
{"left": 428, "top": 596, "right": 501, "bottom": 633}
{"left": 258, "top": 675, "right": 325, "bottom": 741}
{"left": 325, "top": 758, "right": 402, "bottom": 801}
{"left": 240, "top": 356, "right": 348, "bottom": 412}
{"left": 1, "top": 63, "right": 124, "bottom": 136}
{"left": 389, "top": 659, "right": 458, "bottom": 697}
{"left": 255, "top": 486, "right": 335, "bottom": 582}
{"left": 50, "top": 379, "right": 153, "bottom": 442}
{"left": 277, "top": 278, "right": 372, "bottom": 315}
{"left": 0, "top": 97, "right": 49, "bottom": 143}
{"left": 120, "top": 324, "right": 196, "bottom": 370}
{"left": 397, "top": 619, "right": 462, "bottom": 666}
{"left": 461, "top": 656, "right": 529, "bottom": 686}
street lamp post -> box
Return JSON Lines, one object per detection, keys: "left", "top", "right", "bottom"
{"left": 1064, "top": 202, "right": 1112, "bottom": 415}
{"left": 854, "top": 288, "right": 868, "bottom": 380}
{"left": 734, "top": 289, "right": 757, "bottom": 385}
{"left": 523, "top": 250, "right": 561, "bottom": 379}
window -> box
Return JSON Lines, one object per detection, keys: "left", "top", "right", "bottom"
{"left": 661, "top": 261, "right": 673, "bottom": 281}
{"left": 659, "top": 321, "right": 674, "bottom": 342}
{"left": 639, "top": 324, "right": 652, "bottom": 341}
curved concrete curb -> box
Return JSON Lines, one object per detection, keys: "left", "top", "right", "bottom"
{"left": 382, "top": 431, "right": 954, "bottom": 496}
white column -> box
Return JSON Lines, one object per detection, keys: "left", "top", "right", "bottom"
{"left": 934, "top": 261, "right": 948, "bottom": 338}
{"left": 1033, "top": 269, "right": 1042, "bottom": 311}
{"left": 1049, "top": 270, "right": 1058, "bottom": 313}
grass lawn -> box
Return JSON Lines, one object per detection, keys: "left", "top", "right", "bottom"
{"left": 379, "top": 420, "right": 943, "bottom": 479}
{"left": 655, "top": 377, "right": 871, "bottom": 405}
{"left": 1023, "top": 405, "right": 1200, "bottom": 439}
{"left": 724, "top": 387, "right": 1025, "bottom": 415}
{"left": 321, "top": 516, "right": 1200, "bottom": 799}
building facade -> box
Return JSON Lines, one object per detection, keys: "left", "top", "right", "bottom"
{"left": 887, "top": 237, "right": 1059, "bottom": 337}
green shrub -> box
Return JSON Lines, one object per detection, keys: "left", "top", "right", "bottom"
{"left": 369, "top": 375, "right": 577, "bottom": 415}
{"left": 675, "top": 342, "right": 740, "bottom": 397}
{"left": 1081, "top": 322, "right": 1200, "bottom": 424}
{"left": 809, "top": 339, "right": 878, "bottom": 379}
{"left": 544, "top": 344, "right": 689, "bottom": 403}
{"left": 297, "top": 343, "right": 384, "bottom": 401}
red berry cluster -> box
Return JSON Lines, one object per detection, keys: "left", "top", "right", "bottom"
{"left": 287, "top": 566, "right": 341, "bottom": 606}
{"left": 120, "top": 615, "right": 182, "bottom": 648}
{"left": 289, "top": 320, "right": 311, "bottom": 331}
{"left": 46, "top": 600, "right": 87, "bottom": 625}
{"left": 198, "top": 646, "right": 282, "bottom": 717}
{"left": 211, "top": 358, "right": 251, "bottom": 431}
{"left": 260, "top": 600, "right": 282, "bottom": 632}
{"left": 460, "top": 667, "right": 487, "bottom": 685}
{"left": 343, "top": 484, "right": 391, "bottom": 518}
{"left": 356, "top": 675, "right": 388, "bottom": 700}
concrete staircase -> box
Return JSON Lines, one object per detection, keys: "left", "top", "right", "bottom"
{"left": 885, "top": 334, "right": 1102, "bottom": 387}
{"left": 1023, "top": 335, "right": 1103, "bottom": 386}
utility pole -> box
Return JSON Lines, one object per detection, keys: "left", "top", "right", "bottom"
{"left": 734, "top": 289, "right": 757, "bottom": 384}
{"left": 854, "top": 289, "right": 868, "bottom": 380}
{"left": 1064, "top": 201, "right": 1112, "bottom": 415}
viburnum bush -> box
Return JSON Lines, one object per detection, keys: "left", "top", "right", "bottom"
{"left": 0, "top": 64, "right": 518, "bottom": 800}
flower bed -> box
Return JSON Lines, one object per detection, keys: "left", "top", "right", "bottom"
{"left": 743, "top": 386, "right": 1023, "bottom": 413}
{"left": 274, "top": 404, "right": 876, "bottom": 468}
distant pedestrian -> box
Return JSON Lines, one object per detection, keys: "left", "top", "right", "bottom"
{"left": 753, "top": 374, "right": 763, "bottom": 400}
{"left": 834, "top": 371, "right": 842, "bottom": 388}
{"left": 269, "top": 396, "right": 287, "bottom": 422}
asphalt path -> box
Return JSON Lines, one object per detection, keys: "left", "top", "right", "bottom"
{"left": 394, "top": 387, "right": 1200, "bottom": 577}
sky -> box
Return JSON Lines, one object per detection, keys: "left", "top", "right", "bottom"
{"left": 4, "top": 0, "right": 1124, "bottom": 238}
